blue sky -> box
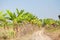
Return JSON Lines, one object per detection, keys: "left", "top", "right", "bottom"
{"left": 0, "top": 0, "right": 60, "bottom": 20}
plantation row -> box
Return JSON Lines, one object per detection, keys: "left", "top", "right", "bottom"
{"left": 0, "top": 9, "right": 60, "bottom": 27}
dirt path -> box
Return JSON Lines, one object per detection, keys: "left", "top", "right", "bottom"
{"left": 30, "top": 28, "right": 53, "bottom": 40}
{"left": 17, "top": 28, "right": 53, "bottom": 40}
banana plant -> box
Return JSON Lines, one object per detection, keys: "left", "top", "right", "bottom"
{"left": 16, "top": 10, "right": 36, "bottom": 23}
{"left": 22, "top": 12, "right": 35, "bottom": 21}
{"left": 6, "top": 9, "right": 42, "bottom": 27}
{"left": 0, "top": 11, "right": 7, "bottom": 27}
{"left": 43, "top": 18, "right": 56, "bottom": 27}
{"left": 6, "top": 9, "right": 24, "bottom": 32}
{"left": 16, "top": 8, "right": 24, "bottom": 17}
{"left": 30, "top": 16, "right": 42, "bottom": 27}
{"left": 0, "top": 11, "right": 6, "bottom": 21}
{"left": 21, "top": 12, "right": 42, "bottom": 26}
{"left": 6, "top": 10, "right": 17, "bottom": 24}
{"left": 6, "top": 9, "right": 24, "bottom": 24}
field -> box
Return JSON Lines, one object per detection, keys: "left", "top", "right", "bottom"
{"left": 0, "top": 9, "right": 60, "bottom": 40}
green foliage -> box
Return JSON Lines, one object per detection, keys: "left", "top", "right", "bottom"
{"left": 0, "top": 11, "right": 6, "bottom": 21}
{"left": 55, "top": 20, "right": 60, "bottom": 26}
{"left": 21, "top": 12, "right": 35, "bottom": 21}
{"left": 16, "top": 8, "right": 24, "bottom": 17}
{"left": 0, "top": 11, "right": 8, "bottom": 26}
{"left": 30, "top": 18, "right": 42, "bottom": 26}
{"left": 6, "top": 9, "right": 25, "bottom": 24}
{"left": 6, "top": 10, "right": 16, "bottom": 20}
{"left": 0, "top": 9, "right": 60, "bottom": 27}
{"left": 43, "top": 18, "right": 56, "bottom": 25}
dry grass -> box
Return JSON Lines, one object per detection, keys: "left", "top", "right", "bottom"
{"left": 0, "top": 23, "right": 60, "bottom": 40}
{"left": 0, "top": 23, "right": 40, "bottom": 40}
{"left": 45, "top": 26, "right": 60, "bottom": 40}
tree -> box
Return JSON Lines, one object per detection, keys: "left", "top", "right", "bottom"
{"left": 58, "top": 15, "right": 60, "bottom": 20}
